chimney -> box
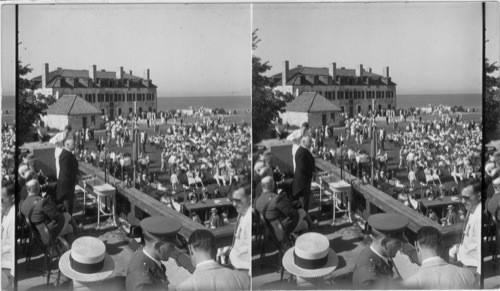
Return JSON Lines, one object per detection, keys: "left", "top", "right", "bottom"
{"left": 146, "top": 69, "right": 150, "bottom": 80}
{"left": 332, "top": 62, "right": 337, "bottom": 79}
{"left": 282, "top": 61, "right": 289, "bottom": 85}
{"left": 384, "top": 66, "right": 390, "bottom": 77}
{"left": 129, "top": 70, "right": 133, "bottom": 76}
{"left": 369, "top": 67, "right": 372, "bottom": 73}
{"left": 358, "top": 64, "right": 364, "bottom": 77}
{"left": 89, "top": 65, "right": 97, "bottom": 84}
{"left": 118, "top": 67, "right": 124, "bottom": 80}
{"left": 42, "top": 63, "right": 49, "bottom": 89}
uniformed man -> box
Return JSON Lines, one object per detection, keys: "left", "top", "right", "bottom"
{"left": 352, "top": 213, "right": 410, "bottom": 289}
{"left": 126, "top": 216, "right": 193, "bottom": 290}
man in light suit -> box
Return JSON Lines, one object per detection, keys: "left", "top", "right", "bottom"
{"left": 292, "top": 136, "right": 315, "bottom": 212}
{"left": 403, "top": 226, "right": 476, "bottom": 289}
{"left": 175, "top": 229, "right": 250, "bottom": 291}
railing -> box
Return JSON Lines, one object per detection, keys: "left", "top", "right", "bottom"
{"left": 78, "top": 162, "right": 235, "bottom": 248}
{"left": 315, "top": 158, "right": 462, "bottom": 249}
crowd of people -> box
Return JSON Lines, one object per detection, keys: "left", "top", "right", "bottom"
{"left": 291, "top": 111, "right": 482, "bottom": 223}
{"left": 250, "top": 115, "right": 483, "bottom": 289}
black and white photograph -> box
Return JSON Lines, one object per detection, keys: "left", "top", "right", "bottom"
{"left": 1, "top": 1, "right": 500, "bottom": 291}
{"left": 251, "top": 2, "right": 494, "bottom": 289}
{"left": 4, "top": 3, "right": 252, "bottom": 290}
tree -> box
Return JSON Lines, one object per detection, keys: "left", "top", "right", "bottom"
{"left": 252, "top": 29, "right": 294, "bottom": 144}
{"left": 484, "top": 58, "right": 500, "bottom": 143}
{"left": 17, "top": 61, "right": 56, "bottom": 143}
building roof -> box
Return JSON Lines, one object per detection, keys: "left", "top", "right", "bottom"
{"left": 45, "top": 94, "right": 101, "bottom": 115}
{"left": 286, "top": 91, "right": 341, "bottom": 113}
{"left": 270, "top": 64, "right": 397, "bottom": 87}
{"left": 32, "top": 67, "right": 157, "bottom": 89}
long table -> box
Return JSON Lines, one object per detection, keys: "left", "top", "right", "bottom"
{"left": 183, "top": 198, "right": 234, "bottom": 212}
{"left": 420, "top": 196, "right": 463, "bottom": 217}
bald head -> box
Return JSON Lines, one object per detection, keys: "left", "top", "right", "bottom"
{"left": 65, "top": 139, "right": 76, "bottom": 151}
{"left": 261, "top": 176, "right": 275, "bottom": 192}
{"left": 26, "top": 179, "right": 40, "bottom": 195}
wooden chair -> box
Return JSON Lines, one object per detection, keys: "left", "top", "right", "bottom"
{"left": 24, "top": 216, "right": 70, "bottom": 287}
{"left": 258, "top": 210, "right": 295, "bottom": 282}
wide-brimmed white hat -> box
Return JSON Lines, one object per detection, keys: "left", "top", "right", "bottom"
{"left": 59, "top": 237, "right": 114, "bottom": 282}
{"left": 282, "top": 232, "right": 338, "bottom": 278}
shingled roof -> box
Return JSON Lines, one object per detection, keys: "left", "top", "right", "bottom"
{"left": 45, "top": 94, "right": 101, "bottom": 115}
{"left": 32, "top": 68, "right": 157, "bottom": 89}
{"left": 286, "top": 92, "right": 341, "bottom": 113}
{"left": 270, "top": 64, "right": 397, "bottom": 87}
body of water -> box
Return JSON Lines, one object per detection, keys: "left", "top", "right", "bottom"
{"left": 397, "top": 94, "right": 482, "bottom": 109}
{"left": 1, "top": 96, "right": 15, "bottom": 112}
{"left": 157, "top": 96, "right": 250, "bottom": 111}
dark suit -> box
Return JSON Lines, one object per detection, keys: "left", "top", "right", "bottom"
{"left": 255, "top": 190, "right": 299, "bottom": 236}
{"left": 126, "top": 248, "right": 169, "bottom": 291}
{"left": 20, "top": 195, "right": 66, "bottom": 244}
{"left": 292, "top": 146, "right": 315, "bottom": 212}
{"left": 352, "top": 245, "right": 397, "bottom": 289}
{"left": 57, "top": 149, "right": 78, "bottom": 214}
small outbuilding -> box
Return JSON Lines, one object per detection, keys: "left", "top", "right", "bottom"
{"left": 280, "top": 91, "right": 342, "bottom": 128}
{"left": 42, "top": 94, "right": 103, "bottom": 131}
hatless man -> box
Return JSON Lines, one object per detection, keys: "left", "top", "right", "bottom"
{"left": 49, "top": 125, "right": 73, "bottom": 179}
{"left": 255, "top": 176, "right": 311, "bottom": 241}
{"left": 449, "top": 182, "right": 481, "bottom": 278}
{"left": 403, "top": 226, "right": 476, "bottom": 289}
{"left": 1, "top": 182, "right": 15, "bottom": 290}
{"left": 229, "top": 185, "right": 251, "bottom": 275}
{"left": 175, "top": 229, "right": 250, "bottom": 291}
{"left": 292, "top": 136, "right": 315, "bottom": 212}
{"left": 126, "top": 216, "right": 194, "bottom": 290}
{"left": 20, "top": 179, "right": 75, "bottom": 245}
{"left": 57, "top": 139, "right": 79, "bottom": 214}
{"left": 352, "top": 213, "right": 408, "bottom": 289}
{"left": 286, "top": 122, "right": 310, "bottom": 172}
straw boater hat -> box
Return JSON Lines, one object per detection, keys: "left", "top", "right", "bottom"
{"left": 282, "top": 232, "right": 338, "bottom": 278}
{"left": 59, "top": 237, "right": 114, "bottom": 282}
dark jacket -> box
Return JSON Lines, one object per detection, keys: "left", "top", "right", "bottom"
{"left": 292, "top": 146, "right": 315, "bottom": 198}
{"left": 20, "top": 195, "right": 65, "bottom": 242}
{"left": 255, "top": 190, "right": 300, "bottom": 236}
{"left": 57, "top": 149, "right": 78, "bottom": 202}
{"left": 126, "top": 248, "right": 169, "bottom": 291}
{"left": 352, "top": 245, "right": 396, "bottom": 289}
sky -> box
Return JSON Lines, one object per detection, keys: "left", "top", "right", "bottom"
{"left": 254, "top": 2, "right": 493, "bottom": 95}
{"left": 1, "top": 2, "right": 498, "bottom": 97}
{"left": 2, "top": 3, "right": 251, "bottom": 98}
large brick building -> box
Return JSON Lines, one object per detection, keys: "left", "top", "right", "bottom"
{"left": 271, "top": 61, "right": 397, "bottom": 117}
{"left": 32, "top": 63, "right": 157, "bottom": 120}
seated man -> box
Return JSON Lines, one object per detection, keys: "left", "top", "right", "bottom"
{"left": 176, "top": 229, "right": 250, "bottom": 291}
{"left": 403, "top": 226, "right": 476, "bottom": 289}
{"left": 20, "top": 179, "right": 76, "bottom": 245}
{"left": 255, "top": 176, "right": 313, "bottom": 241}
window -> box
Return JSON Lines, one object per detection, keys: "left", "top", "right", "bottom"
{"left": 362, "top": 91, "right": 365, "bottom": 99}
{"left": 105, "top": 93, "right": 109, "bottom": 102}
{"left": 91, "top": 116, "right": 95, "bottom": 124}
{"left": 330, "top": 113, "right": 335, "bottom": 122}
{"left": 340, "top": 106, "right": 345, "bottom": 113}
{"left": 358, "top": 105, "right": 362, "bottom": 113}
